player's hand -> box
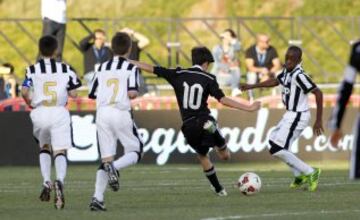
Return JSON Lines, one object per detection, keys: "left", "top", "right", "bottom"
{"left": 330, "top": 129, "right": 343, "bottom": 148}
{"left": 250, "top": 101, "right": 261, "bottom": 111}
{"left": 240, "top": 83, "right": 252, "bottom": 91}
{"left": 313, "top": 120, "right": 324, "bottom": 136}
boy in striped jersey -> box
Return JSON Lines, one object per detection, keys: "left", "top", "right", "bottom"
{"left": 88, "top": 32, "right": 143, "bottom": 211}
{"left": 21, "top": 35, "right": 82, "bottom": 209}
{"left": 241, "top": 46, "right": 324, "bottom": 191}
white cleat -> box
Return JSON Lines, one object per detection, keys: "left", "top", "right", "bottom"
{"left": 216, "top": 188, "right": 228, "bottom": 197}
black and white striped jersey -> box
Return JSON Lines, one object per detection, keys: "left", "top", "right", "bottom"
{"left": 88, "top": 56, "right": 140, "bottom": 110}
{"left": 276, "top": 64, "right": 317, "bottom": 112}
{"left": 153, "top": 65, "right": 225, "bottom": 121}
{"left": 330, "top": 40, "right": 360, "bottom": 130}
{"left": 22, "top": 58, "right": 82, "bottom": 108}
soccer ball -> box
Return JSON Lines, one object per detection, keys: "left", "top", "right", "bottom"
{"left": 237, "top": 172, "right": 262, "bottom": 195}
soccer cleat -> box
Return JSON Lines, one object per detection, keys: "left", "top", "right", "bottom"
{"left": 89, "top": 197, "right": 107, "bottom": 211}
{"left": 103, "top": 162, "right": 120, "bottom": 191}
{"left": 289, "top": 175, "right": 308, "bottom": 189}
{"left": 307, "top": 168, "right": 321, "bottom": 192}
{"left": 216, "top": 188, "right": 228, "bottom": 197}
{"left": 54, "top": 180, "right": 65, "bottom": 209}
{"left": 211, "top": 186, "right": 228, "bottom": 197}
{"left": 39, "top": 181, "right": 52, "bottom": 202}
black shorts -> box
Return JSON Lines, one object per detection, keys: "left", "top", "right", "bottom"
{"left": 181, "top": 115, "right": 226, "bottom": 156}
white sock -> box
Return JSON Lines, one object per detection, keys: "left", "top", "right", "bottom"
{"left": 93, "top": 169, "right": 108, "bottom": 202}
{"left": 113, "top": 152, "right": 139, "bottom": 170}
{"left": 291, "top": 167, "right": 301, "bottom": 177}
{"left": 39, "top": 151, "right": 52, "bottom": 184}
{"left": 273, "top": 149, "right": 314, "bottom": 175}
{"left": 55, "top": 154, "right": 67, "bottom": 183}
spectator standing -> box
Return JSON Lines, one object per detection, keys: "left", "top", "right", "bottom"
{"left": 245, "top": 34, "right": 281, "bottom": 101}
{"left": 40, "top": 0, "right": 67, "bottom": 61}
{"left": 2, "top": 63, "right": 19, "bottom": 98}
{"left": 211, "top": 29, "right": 242, "bottom": 97}
{"left": 0, "top": 65, "right": 10, "bottom": 101}
{"left": 120, "top": 27, "right": 150, "bottom": 95}
{"left": 79, "top": 29, "right": 112, "bottom": 87}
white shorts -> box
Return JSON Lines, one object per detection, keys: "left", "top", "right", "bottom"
{"left": 30, "top": 106, "right": 72, "bottom": 151}
{"left": 269, "top": 111, "right": 311, "bottom": 149}
{"left": 96, "top": 107, "right": 143, "bottom": 159}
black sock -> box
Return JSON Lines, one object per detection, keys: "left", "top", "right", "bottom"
{"left": 204, "top": 166, "right": 223, "bottom": 192}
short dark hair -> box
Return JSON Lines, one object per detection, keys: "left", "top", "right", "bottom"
{"left": 191, "top": 46, "right": 214, "bottom": 65}
{"left": 111, "top": 32, "right": 132, "bottom": 55}
{"left": 39, "top": 35, "right": 58, "bottom": 57}
{"left": 94, "top": 29, "right": 106, "bottom": 35}
{"left": 288, "top": 45, "right": 302, "bottom": 59}
{"left": 224, "top": 28, "right": 237, "bottom": 38}
{"left": 2, "top": 63, "right": 14, "bottom": 73}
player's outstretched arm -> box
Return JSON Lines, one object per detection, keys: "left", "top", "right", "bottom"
{"left": 312, "top": 88, "right": 324, "bottom": 136}
{"left": 240, "top": 78, "right": 279, "bottom": 91}
{"left": 128, "top": 60, "right": 154, "bottom": 73}
{"left": 21, "top": 87, "right": 32, "bottom": 108}
{"left": 220, "top": 97, "right": 261, "bottom": 112}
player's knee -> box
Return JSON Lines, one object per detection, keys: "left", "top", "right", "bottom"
{"left": 216, "top": 144, "right": 230, "bottom": 160}
{"left": 220, "top": 153, "right": 230, "bottom": 161}
{"left": 53, "top": 150, "right": 66, "bottom": 157}
{"left": 269, "top": 141, "right": 283, "bottom": 155}
{"left": 42, "top": 144, "right": 50, "bottom": 151}
{"left": 39, "top": 148, "right": 51, "bottom": 155}
{"left": 218, "top": 149, "right": 230, "bottom": 161}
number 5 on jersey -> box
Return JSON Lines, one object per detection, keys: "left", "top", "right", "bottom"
{"left": 183, "top": 82, "right": 203, "bottom": 110}
{"left": 43, "top": 81, "right": 57, "bottom": 106}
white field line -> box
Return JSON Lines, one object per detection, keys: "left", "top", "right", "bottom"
{"left": 201, "top": 209, "right": 360, "bottom": 220}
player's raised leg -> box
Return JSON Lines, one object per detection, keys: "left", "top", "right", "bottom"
{"left": 113, "top": 114, "right": 143, "bottom": 171}
{"left": 269, "top": 140, "right": 321, "bottom": 191}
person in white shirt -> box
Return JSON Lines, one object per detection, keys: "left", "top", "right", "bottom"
{"left": 88, "top": 32, "right": 143, "bottom": 211}
{"left": 21, "top": 35, "right": 82, "bottom": 209}
{"left": 40, "top": 0, "right": 67, "bottom": 61}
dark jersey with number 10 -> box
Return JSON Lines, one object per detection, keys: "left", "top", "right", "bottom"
{"left": 154, "top": 65, "right": 225, "bottom": 121}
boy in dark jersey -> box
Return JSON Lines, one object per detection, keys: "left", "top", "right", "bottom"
{"left": 130, "top": 46, "right": 260, "bottom": 196}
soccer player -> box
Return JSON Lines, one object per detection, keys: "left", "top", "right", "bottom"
{"left": 241, "top": 45, "right": 323, "bottom": 191}
{"left": 88, "top": 32, "right": 143, "bottom": 211}
{"left": 329, "top": 41, "right": 360, "bottom": 179}
{"left": 21, "top": 35, "right": 82, "bottom": 209}
{"left": 130, "top": 46, "right": 261, "bottom": 197}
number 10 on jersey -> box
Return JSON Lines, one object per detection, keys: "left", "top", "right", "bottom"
{"left": 183, "top": 82, "right": 203, "bottom": 110}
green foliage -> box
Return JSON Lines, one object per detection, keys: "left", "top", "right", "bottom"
{"left": 0, "top": 0, "right": 359, "bottom": 84}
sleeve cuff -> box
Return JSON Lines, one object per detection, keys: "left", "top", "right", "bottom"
{"left": 303, "top": 86, "right": 317, "bottom": 94}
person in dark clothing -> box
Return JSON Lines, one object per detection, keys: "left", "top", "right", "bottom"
{"left": 79, "top": 29, "right": 112, "bottom": 87}
{"left": 130, "top": 46, "right": 261, "bottom": 196}
{"left": 245, "top": 34, "right": 282, "bottom": 101}
{"left": 329, "top": 40, "right": 360, "bottom": 179}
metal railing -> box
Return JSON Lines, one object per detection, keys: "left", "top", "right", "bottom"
{"left": 0, "top": 16, "right": 359, "bottom": 83}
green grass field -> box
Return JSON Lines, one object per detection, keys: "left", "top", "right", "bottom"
{"left": 0, "top": 161, "right": 360, "bottom": 220}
